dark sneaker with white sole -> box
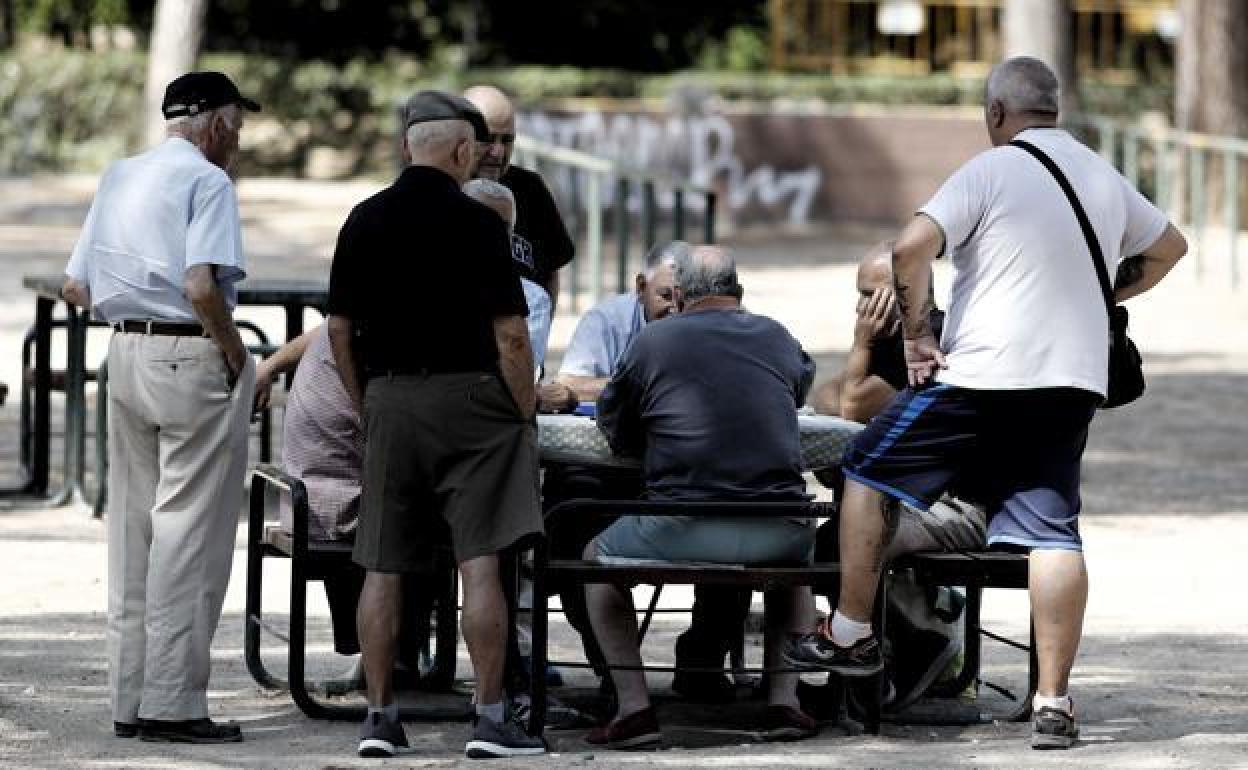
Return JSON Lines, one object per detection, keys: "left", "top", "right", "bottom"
{"left": 782, "top": 632, "right": 883, "bottom": 676}
{"left": 139, "top": 718, "right": 243, "bottom": 743}
{"left": 1031, "top": 705, "right": 1079, "bottom": 749}
{"left": 464, "top": 715, "right": 546, "bottom": 759}
{"left": 357, "top": 711, "right": 409, "bottom": 758}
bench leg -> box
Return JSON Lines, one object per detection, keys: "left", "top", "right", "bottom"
{"left": 999, "top": 618, "right": 1039, "bottom": 723}
{"left": 528, "top": 544, "right": 550, "bottom": 737}
{"left": 244, "top": 481, "right": 285, "bottom": 690}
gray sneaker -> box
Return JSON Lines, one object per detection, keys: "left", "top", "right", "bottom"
{"left": 1031, "top": 706, "right": 1078, "bottom": 750}
{"left": 465, "top": 715, "right": 546, "bottom": 759}
{"left": 782, "top": 632, "right": 884, "bottom": 677}
{"left": 357, "top": 711, "right": 409, "bottom": 758}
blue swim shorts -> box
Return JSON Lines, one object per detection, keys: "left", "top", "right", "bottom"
{"left": 841, "top": 384, "right": 1100, "bottom": 552}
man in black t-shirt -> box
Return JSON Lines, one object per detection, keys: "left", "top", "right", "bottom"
{"left": 464, "top": 85, "right": 575, "bottom": 309}
{"left": 326, "top": 90, "right": 545, "bottom": 760}
{"left": 812, "top": 243, "right": 944, "bottom": 422}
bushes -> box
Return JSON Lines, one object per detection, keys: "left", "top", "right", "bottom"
{"left": 0, "top": 46, "right": 1174, "bottom": 175}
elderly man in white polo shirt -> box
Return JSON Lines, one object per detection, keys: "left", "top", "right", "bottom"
{"left": 61, "top": 71, "right": 260, "bottom": 744}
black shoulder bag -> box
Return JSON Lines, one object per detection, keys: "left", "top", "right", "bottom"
{"left": 1010, "top": 138, "right": 1145, "bottom": 409}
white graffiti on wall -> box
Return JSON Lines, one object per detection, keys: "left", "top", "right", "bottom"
{"left": 519, "top": 111, "right": 823, "bottom": 225}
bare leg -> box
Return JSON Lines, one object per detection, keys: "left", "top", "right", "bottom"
{"left": 764, "top": 586, "right": 816, "bottom": 707}
{"left": 357, "top": 571, "right": 401, "bottom": 708}
{"left": 1029, "top": 549, "right": 1087, "bottom": 697}
{"left": 584, "top": 540, "right": 650, "bottom": 718}
{"left": 836, "top": 479, "right": 896, "bottom": 623}
{"left": 459, "top": 554, "right": 509, "bottom": 708}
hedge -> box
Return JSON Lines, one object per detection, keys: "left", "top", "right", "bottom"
{"left": 0, "top": 46, "right": 1173, "bottom": 175}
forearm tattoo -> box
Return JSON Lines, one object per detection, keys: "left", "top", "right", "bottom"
{"left": 1114, "top": 255, "right": 1145, "bottom": 292}
{"left": 893, "top": 277, "right": 928, "bottom": 338}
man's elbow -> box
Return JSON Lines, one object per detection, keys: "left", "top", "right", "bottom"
{"left": 839, "top": 399, "right": 874, "bottom": 425}
{"left": 61, "top": 279, "right": 90, "bottom": 307}
{"left": 1167, "top": 228, "right": 1189, "bottom": 266}
{"left": 327, "top": 315, "right": 352, "bottom": 340}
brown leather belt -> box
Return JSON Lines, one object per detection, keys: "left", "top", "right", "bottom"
{"left": 113, "top": 320, "right": 207, "bottom": 337}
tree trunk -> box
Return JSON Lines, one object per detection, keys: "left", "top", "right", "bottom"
{"left": 1176, "top": 0, "right": 1248, "bottom": 137}
{"left": 142, "top": 0, "right": 209, "bottom": 148}
{"left": 1002, "top": 0, "right": 1077, "bottom": 116}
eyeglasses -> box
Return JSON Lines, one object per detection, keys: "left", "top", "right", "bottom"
{"left": 484, "top": 132, "right": 516, "bottom": 146}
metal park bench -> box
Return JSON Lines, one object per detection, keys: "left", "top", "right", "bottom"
{"left": 244, "top": 463, "right": 470, "bottom": 721}
{"left": 526, "top": 498, "right": 1037, "bottom": 738}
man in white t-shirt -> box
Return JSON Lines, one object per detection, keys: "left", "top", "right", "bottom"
{"left": 783, "top": 57, "right": 1187, "bottom": 750}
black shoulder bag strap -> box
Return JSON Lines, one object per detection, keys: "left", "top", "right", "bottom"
{"left": 1008, "top": 138, "right": 1115, "bottom": 315}
{"left": 1010, "top": 137, "right": 1145, "bottom": 408}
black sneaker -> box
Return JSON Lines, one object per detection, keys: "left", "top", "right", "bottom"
{"left": 1031, "top": 705, "right": 1078, "bottom": 750}
{"left": 782, "top": 633, "right": 883, "bottom": 677}
{"left": 465, "top": 715, "right": 546, "bottom": 759}
{"left": 357, "top": 711, "right": 409, "bottom": 758}
{"left": 139, "top": 718, "right": 243, "bottom": 744}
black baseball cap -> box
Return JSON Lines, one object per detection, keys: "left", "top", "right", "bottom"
{"left": 162, "top": 71, "right": 260, "bottom": 119}
{"left": 403, "top": 90, "right": 488, "bottom": 141}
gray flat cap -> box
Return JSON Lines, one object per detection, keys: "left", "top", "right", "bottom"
{"left": 403, "top": 90, "right": 488, "bottom": 141}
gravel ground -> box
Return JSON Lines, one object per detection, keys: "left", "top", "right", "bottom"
{"left": 0, "top": 176, "right": 1245, "bottom": 769}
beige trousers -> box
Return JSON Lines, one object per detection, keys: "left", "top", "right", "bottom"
{"left": 105, "top": 332, "right": 254, "bottom": 723}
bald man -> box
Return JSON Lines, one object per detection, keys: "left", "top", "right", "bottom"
{"left": 464, "top": 85, "right": 575, "bottom": 310}
{"left": 812, "top": 242, "right": 944, "bottom": 422}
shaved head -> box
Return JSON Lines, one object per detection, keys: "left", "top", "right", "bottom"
{"left": 856, "top": 241, "right": 893, "bottom": 297}
{"left": 463, "top": 85, "right": 517, "bottom": 179}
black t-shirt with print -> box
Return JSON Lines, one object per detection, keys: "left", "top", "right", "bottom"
{"left": 327, "top": 165, "right": 527, "bottom": 377}
{"left": 500, "top": 165, "right": 575, "bottom": 286}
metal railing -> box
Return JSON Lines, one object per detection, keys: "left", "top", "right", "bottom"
{"left": 512, "top": 136, "right": 717, "bottom": 313}
{"left": 1070, "top": 115, "right": 1247, "bottom": 288}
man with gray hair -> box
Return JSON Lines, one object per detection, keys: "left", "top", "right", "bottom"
{"left": 61, "top": 71, "right": 259, "bottom": 743}
{"left": 783, "top": 56, "right": 1187, "bottom": 750}
{"left": 546, "top": 239, "right": 755, "bottom": 704}
{"left": 556, "top": 240, "right": 684, "bottom": 400}
{"left": 462, "top": 178, "right": 555, "bottom": 373}
{"left": 585, "top": 245, "right": 821, "bottom": 747}
{"left": 327, "top": 90, "right": 545, "bottom": 759}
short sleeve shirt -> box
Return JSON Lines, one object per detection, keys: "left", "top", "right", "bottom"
{"left": 65, "top": 137, "right": 246, "bottom": 322}
{"left": 920, "top": 128, "right": 1168, "bottom": 396}
{"left": 327, "top": 165, "right": 527, "bottom": 375}
{"left": 281, "top": 324, "right": 362, "bottom": 540}
{"left": 557, "top": 293, "right": 645, "bottom": 378}
{"left": 522, "top": 278, "right": 552, "bottom": 373}
{"left": 597, "top": 308, "right": 815, "bottom": 502}
{"left": 501, "top": 165, "right": 575, "bottom": 286}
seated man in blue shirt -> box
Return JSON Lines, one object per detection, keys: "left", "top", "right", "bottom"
{"left": 584, "top": 245, "right": 821, "bottom": 747}
{"left": 547, "top": 241, "right": 754, "bottom": 702}
{"left": 556, "top": 241, "right": 683, "bottom": 400}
